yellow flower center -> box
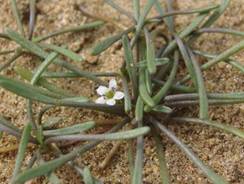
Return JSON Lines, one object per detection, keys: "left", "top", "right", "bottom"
{"left": 105, "top": 90, "right": 114, "bottom": 99}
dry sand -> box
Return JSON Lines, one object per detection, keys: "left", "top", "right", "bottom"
{"left": 0, "top": 0, "right": 243, "bottom": 183}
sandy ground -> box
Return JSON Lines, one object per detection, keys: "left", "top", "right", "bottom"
{"left": 0, "top": 0, "right": 244, "bottom": 183}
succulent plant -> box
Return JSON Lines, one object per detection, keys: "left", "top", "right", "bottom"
{"left": 0, "top": 0, "right": 243, "bottom": 183}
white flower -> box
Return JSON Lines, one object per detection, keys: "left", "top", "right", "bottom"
{"left": 95, "top": 79, "right": 124, "bottom": 106}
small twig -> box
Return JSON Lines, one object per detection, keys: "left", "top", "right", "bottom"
{"left": 105, "top": 0, "right": 135, "bottom": 22}
{"left": 0, "top": 50, "right": 23, "bottom": 72}
{"left": 0, "top": 49, "right": 15, "bottom": 55}
{"left": 78, "top": 5, "right": 126, "bottom": 30}
{"left": 99, "top": 141, "right": 122, "bottom": 169}
{"left": 0, "top": 144, "right": 32, "bottom": 154}
{"left": 28, "top": 0, "right": 37, "bottom": 40}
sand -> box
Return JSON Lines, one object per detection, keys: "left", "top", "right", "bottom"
{"left": 0, "top": 0, "right": 243, "bottom": 183}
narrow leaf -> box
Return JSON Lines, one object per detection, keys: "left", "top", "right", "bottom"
{"left": 173, "top": 117, "right": 244, "bottom": 139}
{"left": 43, "top": 121, "right": 95, "bottom": 136}
{"left": 122, "top": 35, "right": 137, "bottom": 94}
{"left": 28, "top": 0, "right": 37, "bottom": 40}
{"left": 34, "top": 21, "right": 104, "bottom": 42}
{"left": 174, "top": 35, "right": 197, "bottom": 87}
{"left": 182, "top": 40, "right": 244, "bottom": 83}
{"left": 139, "top": 68, "right": 155, "bottom": 107}
{"left": 15, "top": 66, "right": 73, "bottom": 97}
{"left": 91, "top": 27, "right": 134, "bottom": 55}
{"left": 12, "top": 120, "right": 128, "bottom": 184}
{"left": 39, "top": 43, "right": 83, "bottom": 62}
{"left": 133, "top": 0, "right": 140, "bottom": 21}
{"left": 0, "top": 116, "right": 21, "bottom": 138}
{"left": 10, "top": 0, "right": 25, "bottom": 36}
{"left": 83, "top": 167, "right": 95, "bottom": 184}
{"left": 144, "top": 28, "right": 156, "bottom": 74}
{"left": 145, "top": 51, "right": 179, "bottom": 111}
{"left": 202, "top": 0, "right": 230, "bottom": 27}
{"left": 159, "top": 13, "right": 208, "bottom": 57}
{"left": 121, "top": 74, "right": 132, "bottom": 113}
{"left": 31, "top": 52, "right": 59, "bottom": 84}
{"left": 132, "top": 122, "right": 144, "bottom": 184}
{"left": 0, "top": 75, "right": 63, "bottom": 103}
{"left": 42, "top": 117, "right": 63, "bottom": 129}
{"left": 136, "top": 0, "right": 157, "bottom": 36}
{"left": 152, "top": 105, "right": 172, "bottom": 114}
{"left": 7, "top": 29, "right": 104, "bottom": 84}
{"left": 151, "top": 118, "right": 228, "bottom": 184}
{"left": 12, "top": 123, "right": 32, "bottom": 180}
{"left": 151, "top": 128, "right": 170, "bottom": 184}
{"left": 45, "top": 127, "right": 150, "bottom": 143}
{"left": 187, "top": 48, "right": 208, "bottom": 119}
{"left": 135, "top": 97, "right": 144, "bottom": 122}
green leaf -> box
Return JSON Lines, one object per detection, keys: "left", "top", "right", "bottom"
{"left": 105, "top": 0, "right": 135, "bottom": 21}
{"left": 7, "top": 29, "right": 104, "bottom": 84}
{"left": 160, "top": 13, "right": 208, "bottom": 58}
{"left": 11, "top": 123, "right": 32, "bottom": 180}
{"left": 48, "top": 172, "right": 61, "bottom": 184}
{"left": 39, "top": 43, "right": 83, "bottom": 62}
{"left": 144, "top": 69, "right": 152, "bottom": 95}
{"left": 151, "top": 128, "right": 170, "bottom": 184}
{"left": 174, "top": 36, "right": 197, "bottom": 87}
{"left": 132, "top": 123, "right": 144, "bottom": 184}
{"left": 135, "top": 58, "right": 169, "bottom": 67}
{"left": 60, "top": 96, "right": 89, "bottom": 103}
{"left": 144, "top": 28, "right": 156, "bottom": 74}
{"left": 42, "top": 117, "right": 63, "bottom": 129}
{"left": 152, "top": 118, "right": 228, "bottom": 184}
{"left": 10, "top": 0, "right": 25, "bottom": 36}
{"left": 135, "top": 0, "right": 157, "bottom": 37}
{"left": 122, "top": 35, "right": 137, "bottom": 94}
{"left": 0, "top": 75, "right": 62, "bottom": 103}
{"left": 202, "top": 0, "right": 230, "bottom": 27}
{"left": 187, "top": 48, "right": 208, "bottom": 119}
{"left": 31, "top": 52, "right": 59, "bottom": 85}
{"left": 83, "top": 167, "right": 95, "bottom": 184}
{"left": 34, "top": 21, "right": 104, "bottom": 42}
{"left": 182, "top": 40, "right": 244, "bottom": 83}
{"left": 133, "top": 0, "right": 140, "bottom": 21}
{"left": 91, "top": 27, "right": 134, "bottom": 55}
{"left": 198, "top": 28, "right": 244, "bottom": 37}
{"left": 43, "top": 121, "right": 95, "bottom": 136}
{"left": 13, "top": 120, "right": 128, "bottom": 184}
{"left": 228, "top": 60, "right": 244, "bottom": 73}
{"left": 0, "top": 49, "right": 23, "bottom": 72}
{"left": 15, "top": 66, "right": 73, "bottom": 97}
{"left": 0, "top": 116, "right": 21, "bottom": 137}
{"left": 202, "top": 40, "right": 244, "bottom": 70}
{"left": 45, "top": 127, "right": 150, "bottom": 143}
{"left": 121, "top": 74, "right": 132, "bottom": 113}
{"left": 36, "top": 125, "right": 44, "bottom": 145}
{"left": 28, "top": 0, "right": 36, "bottom": 40}
{"left": 7, "top": 29, "right": 47, "bottom": 58}
{"left": 173, "top": 117, "right": 244, "bottom": 139}
{"left": 145, "top": 51, "right": 179, "bottom": 112}
{"left": 152, "top": 105, "right": 172, "bottom": 114}
{"left": 135, "top": 96, "right": 144, "bottom": 122}
{"left": 139, "top": 68, "right": 155, "bottom": 107}
{"left": 127, "top": 140, "right": 135, "bottom": 177}
{"left": 0, "top": 72, "right": 123, "bottom": 115}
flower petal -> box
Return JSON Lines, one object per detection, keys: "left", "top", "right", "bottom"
{"left": 96, "top": 86, "right": 109, "bottom": 96}
{"left": 106, "top": 98, "right": 116, "bottom": 106}
{"left": 113, "top": 91, "right": 124, "bottom": 100}
{"left": 109, "top": 78, "right": 117, "bottom": 90}
{"left": 95, "top": 96, "right": 106, "bottom": 104}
